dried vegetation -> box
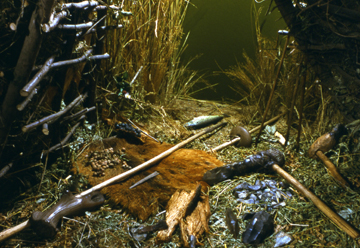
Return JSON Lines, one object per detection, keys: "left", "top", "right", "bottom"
{"left": 1, "top": 1, "right": 360, "bottom": 248}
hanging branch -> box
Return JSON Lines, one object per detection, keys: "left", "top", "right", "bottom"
{"left": 22, "top": 94, "right": 87, "bottom": 133}
{"left": 42, "top": 121, "right": 81, "bottom": 155}
{"left": 17, "top": 87, "right": 39, "bottom": 111}
{"left": 21, "top": 55, "right": 55, "bottom": 97}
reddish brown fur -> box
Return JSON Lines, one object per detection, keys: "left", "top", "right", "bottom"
{"left": 73, "top": 136, "right": 223, "bottom": 220}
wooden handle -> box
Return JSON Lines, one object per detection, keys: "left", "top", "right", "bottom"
{"left": 0, "top": 220, "right": 30, "bottom": 242}
{"left": 211, "top": 112, "right": 287, "bottom": 152}
{"left": 316, "top": 150, "right": 350, "bottom": 189}
{"left": 272, "top": 164, "right": 360, "bottom": 239}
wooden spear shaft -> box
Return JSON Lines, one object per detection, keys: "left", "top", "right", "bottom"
{"left": 78, "top": 122, "right": 227, "bottom": 197}
{"left": 212, "top": 112, "right": 287, "bottom": 152}
{"left": 0, "top": 122, "right": 227, "bottom": 242}
{"left": 272, "top": 163, "right": 359, "bottom": 239}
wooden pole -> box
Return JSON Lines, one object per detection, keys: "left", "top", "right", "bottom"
{"left": 296, "top": 63, "right": 306, "bottom": 152}
{"left": 254, "top": 35, "right": 290, "bottom": 146}
{"left": 272, "top": 163, "right": 359, "bottom": 239}
{"left": 284, "top": 60, "right": 301, "bottom": 147}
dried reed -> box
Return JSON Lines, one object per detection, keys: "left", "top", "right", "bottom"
{"left": 105, "top": 0, "right": 200, "bottom": 105}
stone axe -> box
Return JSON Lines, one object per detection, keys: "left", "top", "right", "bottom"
{"left": 202, "top": 149, "right": 360, "bottom": 239}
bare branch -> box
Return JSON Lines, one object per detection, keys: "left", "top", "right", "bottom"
{"left": 22, "top": 94, "right": 87, "bottom": 133}
{"left": 41, "top": 10, "right": 69, "bottom": 33}
{"left": 76, "top": 24, "right": 123, "bottom": 36}
{"left": 61, "top": 106, "right": 96, "bottom": 122}
{"left": 84, "top": 15, "right": 106, "bottom": 35}
{"left": 87, "top": 53, "right": 110, "bottom": 61}
{"left": 43, "top": 121, "right": 81, "bottom": 155}
{"left": 61, "top": 1, "right": 101, "bottom": 10}
{"left": 17, "top": 87, "right": 39, "bottom": 111}
{"left": 21, "top": 55, "right": 55, "bottom": 97}
{"left": 33, "top": 50, "right": 110, "bottom": 71}
{"left": 93, "top": 5, "right": 122, "bottom": 11}
{"left": 57, "top": 22, "right": 94, "bottom": 30}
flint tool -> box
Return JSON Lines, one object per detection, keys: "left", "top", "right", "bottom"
{"left": 0, "top": 122, "right": 227, "bottom": 242}
{"left": 202, "top": 149, "right": 360, "bottom": 239}
{"left": 308, "top": 124, "right": 350, "bottom": 189}
{"left": 211, "top": 112, "right": 286, "bottom": 152}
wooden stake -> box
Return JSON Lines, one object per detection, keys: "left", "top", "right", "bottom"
{"left": 255, "top": 35, "right": 290, "bottom": 146}
{"left": 284, "top": 60, "right": 301, "bottom": 147}
{"left": 296, "top": 63, "right": 306, "bottom": 152}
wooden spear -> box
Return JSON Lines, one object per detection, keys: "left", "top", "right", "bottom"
{"left": 0, "top": 122, "right": 227, "bottom": 242}
{"left": 212, "top": 112, "right": 287, "bottom": 152}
